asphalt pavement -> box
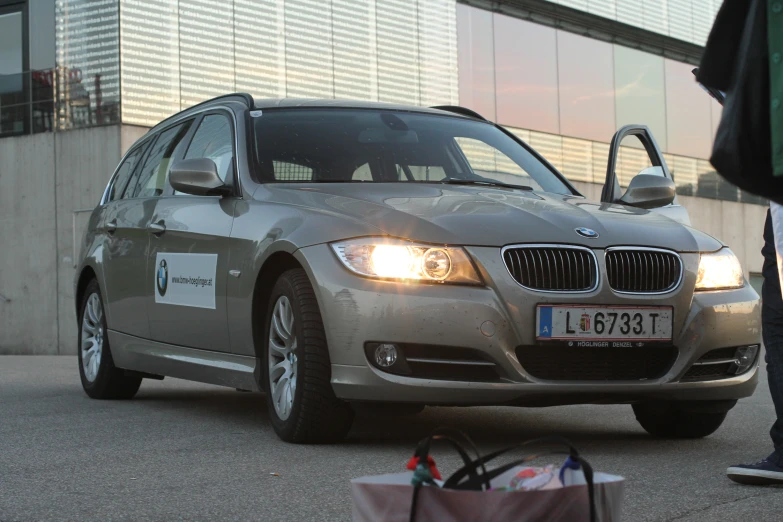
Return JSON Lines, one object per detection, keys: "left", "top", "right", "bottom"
{"left": 2, "top": 355, "right": 783, "bottom": 521}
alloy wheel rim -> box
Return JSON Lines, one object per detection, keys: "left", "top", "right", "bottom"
{"left": 268, "top": 295, "right": 298, "bottom": 420}
{"left": 81, "top": 293, "right": 104, "bottom": 382}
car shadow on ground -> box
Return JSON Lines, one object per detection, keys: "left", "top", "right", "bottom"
{"left": 131, "top": 385, "right": 651, "bottom": 448}
{"left": 131, "top": 388, "right": 269, "bottom": 427}
{"left": 349, "top": 407, "right": 650, "bottom": 446}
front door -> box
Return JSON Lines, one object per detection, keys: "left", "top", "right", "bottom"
{"left": 146, "top": 112, "right": 238, "bottom": 352}
{"left": 601, "top": 125, "right": 691, "bottom": 225}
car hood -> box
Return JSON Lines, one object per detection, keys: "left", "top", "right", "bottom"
{"left": 260, "top": 183, "right": 722, "bottom": 252}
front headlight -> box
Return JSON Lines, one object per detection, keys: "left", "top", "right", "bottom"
{"left": 695, "top": 248, "right": 744, "bottom": 291}
{"left": 331, "top": 238, "right": 482, "bottom": 284}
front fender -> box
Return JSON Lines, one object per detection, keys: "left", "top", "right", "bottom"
{"left": 226, "top": 200, "right": 382, "bottom": 357}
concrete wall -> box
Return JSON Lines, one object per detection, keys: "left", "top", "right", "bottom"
{"left": 0, "top": 134, "right": 58, "bottom": 354}
{"left": 0, "top": 125, "right": 149, "bottom": 355}
{"left": 0, "top": 132, "right": 767, "bottom": 354}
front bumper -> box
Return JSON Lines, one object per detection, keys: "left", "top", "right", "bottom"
{"left": 330, "top": 364, "right": 758, "bottom": 405}
{"left": 296, "top": 244, "right": 761, "bottom": 405}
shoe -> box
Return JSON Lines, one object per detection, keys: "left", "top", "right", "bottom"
{"left": 727, "top": 457, "right": 783, "bottom": 485}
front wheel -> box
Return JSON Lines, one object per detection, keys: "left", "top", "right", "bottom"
{"left": 78, "top": 279, "right": 142, "bottom": 399}
{"left": 633, "top": 401, "right": 730, "bottom": 438}
{"left": 263, "top": 269, "right": 354, "bottom": 443}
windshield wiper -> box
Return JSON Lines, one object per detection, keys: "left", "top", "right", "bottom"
{"left": 435, "top": 178, "right": 534, "bottom": 191}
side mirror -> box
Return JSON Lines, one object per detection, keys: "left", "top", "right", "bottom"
{"left": 169, "top": 158, "right": 231, "bottom": 196}
{"left": 617, "top": 173, "right": 676, "bottom": 209}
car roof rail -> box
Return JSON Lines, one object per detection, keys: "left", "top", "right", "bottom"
{"left": 152, "top": 92, "right": 255, "bottom": 130}
{"left": 430, "top": 105, "right": 487, "bottom": 121}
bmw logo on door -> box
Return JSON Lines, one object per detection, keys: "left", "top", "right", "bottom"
{"left": 157, "top": 259, "right": 168, "bottom": 296}
{"left": 575, "top": 227, "right": 599, "bottom": 239}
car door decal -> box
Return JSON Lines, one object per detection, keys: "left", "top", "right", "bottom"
{"left": 154, "top": 253, "right": 218, "bottom": 309}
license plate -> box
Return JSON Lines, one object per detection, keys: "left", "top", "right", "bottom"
{"left": 536, "top": 305, "right": 672, "bottom": 341}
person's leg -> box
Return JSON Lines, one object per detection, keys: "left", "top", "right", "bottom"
{"left": 762, "top": 217, "right": 783, "bottom": 464}
{"left": 728, "top": 210, "right": 783, "bottom": 484}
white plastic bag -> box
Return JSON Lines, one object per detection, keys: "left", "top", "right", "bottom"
{"left": 351, "top": 430, "right": 625, "bottom": 522}
{"left": 351, "top": 470, "right": 625, "bottom": 522}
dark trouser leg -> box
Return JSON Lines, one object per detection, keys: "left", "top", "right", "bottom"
{"left": 762, "top": 210, "right": 783, "bottom": 464}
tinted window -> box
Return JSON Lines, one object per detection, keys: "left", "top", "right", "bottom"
{"left": 556, "top": 31, "right": 615, "bottom": 142}
{"left": 0, "top": 10, "right": 25, "bottom": 136}
{"left": 130, "top": 121, "right": 192, "bottom": 198}
{"left": 184, "top": 114, "right": 234, "bottom": 182}
{"left": 493, "top": 14, "right": 559, "bottom": 134}
{"left": 456, "top": 4, "right": 496, "bottom": 120}
{"left": 108, "top": 145, "right": 146, "bottom": 202}
{"left": 253, "top": 109, "right": 571, "bottom": 195}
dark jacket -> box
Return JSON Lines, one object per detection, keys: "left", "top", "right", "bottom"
{"left": 698, "top": 0, "right": 783, "bottom": 179}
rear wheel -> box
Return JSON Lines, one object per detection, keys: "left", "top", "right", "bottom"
{"left": 78, "top": 279, "right": 142, "bottom": 399}
{"left": 633, "top": 401, "right": 729, "bottom": 438}
{"left": 263, "top": 269, "right": 354, "bottom": 443}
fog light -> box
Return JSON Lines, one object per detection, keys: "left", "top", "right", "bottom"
{"left": 375, "top": 343, "right": 398, "bottom": 368}
{"left": 731, "top": 345, "right": 759, "bottom": 375}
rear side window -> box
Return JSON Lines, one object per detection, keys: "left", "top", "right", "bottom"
{"left": 129, "top": 121, "right": 193, "bottom": 198}
{"left": 184, "top": 114, "right": 234, "bottom": 183}
{"left": 108, "top": 145, "right": 146, "bottom": 202}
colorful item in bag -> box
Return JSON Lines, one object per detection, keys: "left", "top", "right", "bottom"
{"left": 506, "top": 464, "right": 562, "bottom": 491}
{"left": 406, "top": 455, "right": 442, "bottom": 481}
{"left": 559, "top": 456, "right": 582, "bottom": 486}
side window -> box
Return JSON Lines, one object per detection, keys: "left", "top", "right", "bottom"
{"left": 184, "top": 114, "right": 234, "bottom": 183}
{"left": 108, "top": 145, "right": 146, "bottom": 202}
{"left": 129, "top": 121, "right": 193, "bottom": 199}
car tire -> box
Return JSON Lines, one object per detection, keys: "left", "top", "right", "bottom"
{"left": 632, "top": 401, "right": 728, "bottom": 438}
{"left": 78, "top": 279, "right": 142, "bottom": 400}
{"left": 263, "top": 269, "right": 354, "bottom": 443}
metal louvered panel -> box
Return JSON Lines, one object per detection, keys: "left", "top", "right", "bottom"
{"left": 605, "top": 248, "right": 682, "bottom": 294}
{"left": 502, "top": 246, "right": 598, "bottom": 292}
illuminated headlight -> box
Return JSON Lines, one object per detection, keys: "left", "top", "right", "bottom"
{"left": 331, "top": 238, "right": 482, "bottom": 284}
{"left": 695, "top": 248, "right": 744, "bottom": 291}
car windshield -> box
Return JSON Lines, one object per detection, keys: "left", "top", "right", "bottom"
{"left": 252, "top": 109, "right": 573, "bottom": 195}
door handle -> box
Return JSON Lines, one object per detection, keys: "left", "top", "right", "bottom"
{"left": 148, "top": 220, "right": 166, "bottom": 236}
{"left": 106, "top": 219, "right": 117, "bottom": 234}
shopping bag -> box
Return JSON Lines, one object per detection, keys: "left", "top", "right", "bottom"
{"left": 351, "top": 429, "right": 624, "bottom": 522}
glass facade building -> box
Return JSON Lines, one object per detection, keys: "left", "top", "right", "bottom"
{"left": 539, "top": 0, "right": 722, "bottom": 46}
{"left": 456, "top": 3, "right": 762, "bottom": 204}
{"left": 118, "top": 0, "right": 457, "bottom": 126}
{"left": 1, "top": 0, "right": 458, "bottom": 131}
{"left": 0, "top": 0, "right": 763, "bottom": 205}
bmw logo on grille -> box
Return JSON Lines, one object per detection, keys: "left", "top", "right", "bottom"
{"left": 157, "top": 259, "right": 168, "bottom": 296}
{"left": 575, "top": 227, "right": 599, "bottom": 239}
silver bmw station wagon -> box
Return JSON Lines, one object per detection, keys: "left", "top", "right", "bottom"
{"left": 75, "top": 94, "right": 760, "bottom": 443}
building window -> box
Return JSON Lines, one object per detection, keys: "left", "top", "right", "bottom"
{"left": 0, "top": 7, "right": 26, "bottom": 137}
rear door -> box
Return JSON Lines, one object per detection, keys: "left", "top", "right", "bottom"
{"left": 101, "top": 141, "right": 155, "bottom": 337}
{"left": 146, "top": 111, "right": 237, "bottom": 352}
{"left": 601, "top": 125, "right": 691, "bottom": 225}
